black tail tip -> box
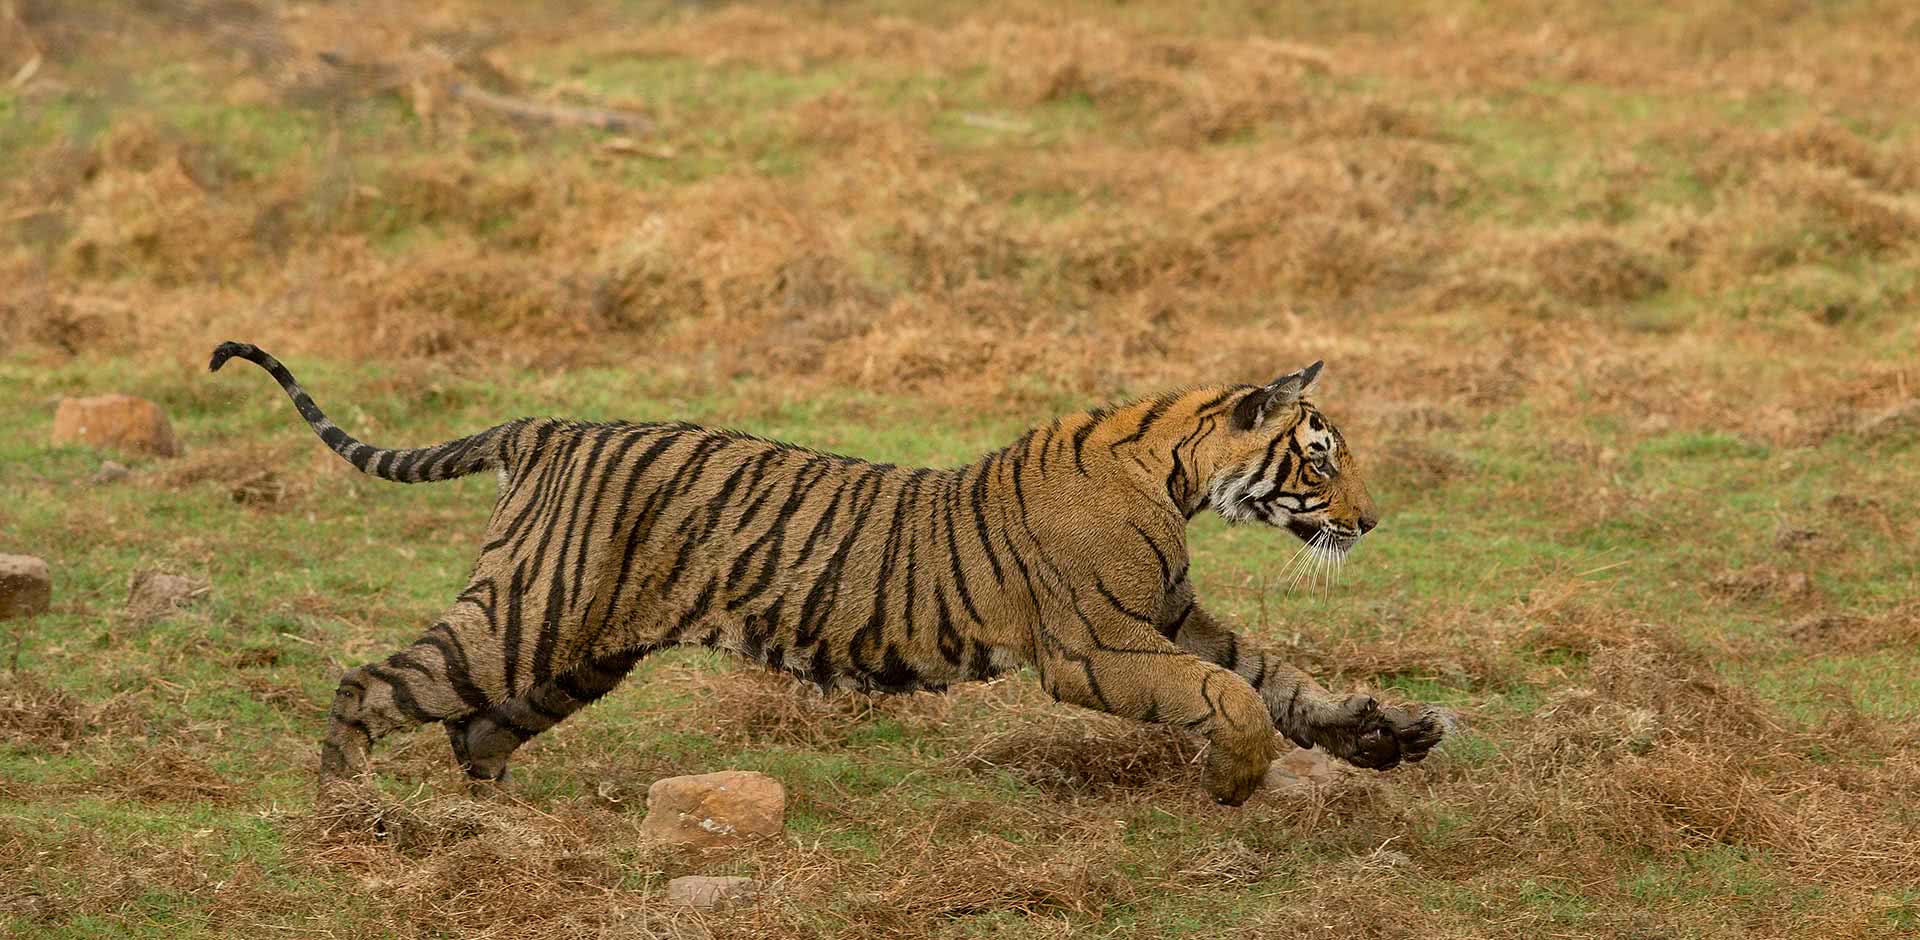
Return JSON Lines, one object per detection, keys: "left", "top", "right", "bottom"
{"left": 209, "top": 341, "right": 254, "bottom": 373}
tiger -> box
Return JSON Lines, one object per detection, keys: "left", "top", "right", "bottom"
{"left": 209, "top": 341, "right": 1444, "bottom": 807}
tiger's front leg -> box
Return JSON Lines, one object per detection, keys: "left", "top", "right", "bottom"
{"left": 1029, "top": 605, "right": 1279, "bottom": 806}
{"left": 1157, "top": 580, "right": 1445, "bottom": 770}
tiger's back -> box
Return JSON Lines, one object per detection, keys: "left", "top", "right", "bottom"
{"left": 470, "top": 419, "right": 1024, "bottom": 697}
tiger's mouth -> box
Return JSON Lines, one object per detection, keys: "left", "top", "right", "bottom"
{"left": 1284, "top": 520, "right": 1362, "bottom": 556}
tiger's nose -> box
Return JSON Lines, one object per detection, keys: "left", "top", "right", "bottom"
{"left": 1358, "top": 514, "right": 1379, "bottom": 535}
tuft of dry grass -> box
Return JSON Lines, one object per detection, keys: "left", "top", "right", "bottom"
{"left": 1531, "top": 232, "right": 1669, "bottom": 307}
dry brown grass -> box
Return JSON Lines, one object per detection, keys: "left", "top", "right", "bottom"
{"left": 6, "top": 2, "right": 1916, "bottom": 436}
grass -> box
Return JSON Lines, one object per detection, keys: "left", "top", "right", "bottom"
{"left": 4, "top": 351, "right": 1916, "bottom": 936}
{"left": 4, "top": 0, "right": 1919, "bottom": 937}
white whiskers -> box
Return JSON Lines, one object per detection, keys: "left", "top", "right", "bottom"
{"left": 1275, "top": 532, "right": 1318, "bottom": 593}
{"left": 1282, "top": 528, "right": 1328, "bottom": 595}
{"left": 1278, "top": 529, "right": 1355, "bottom": 598}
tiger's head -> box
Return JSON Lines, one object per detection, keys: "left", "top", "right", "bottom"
{"left": 1206, "top": 362, "right": 1379, "bottom": 559}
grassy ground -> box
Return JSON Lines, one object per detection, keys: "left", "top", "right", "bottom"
{"left": 3, "top": 1, "right": 1919, "bottom": 937}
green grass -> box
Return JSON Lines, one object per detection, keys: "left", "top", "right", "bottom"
{"left": 4, "top": 349, "right": 1915, "bottom": 936}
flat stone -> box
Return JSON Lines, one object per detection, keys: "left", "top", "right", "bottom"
{"left": 51, "top": 394, "right": 181, "bottom": 458}
{"left": 0, "top": 555, "right": 52, "bottom": 620}
{"left": 641, "top": 770, "right": 785, "bottom": 848}
{"left": 665, "top": 875, "right": 761, "bottom": 910}
{"left": 88, "top": 461, "right": 131, "bottom": 485}
{"left": 1263, "top": 746, "right": 1340, "bottom": 795}
{"left": 124, "top": 570, "right": 207, "bottom": 625}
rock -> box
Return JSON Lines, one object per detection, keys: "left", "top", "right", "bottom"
{"left": 1262, "top": 746, "right": 1340, "bottom": 795}
{"left": 665, "top": 875, "right": 762, "bottom": 910}
{"left": 0, "top": 555, "right": 53, "bottom": 620}
{"left": 641, "top": 770, "right": 785, "bottom": 848}
{"left": 51, "top": 395, "right": 182, "bottom": 458}
{"left": 124, "top": 570, "right": 208, "bottom": 626}
{"left": 88, "top": 461, "right": 131, "bottom": 486}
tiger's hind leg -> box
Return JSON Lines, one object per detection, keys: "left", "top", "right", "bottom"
{"left": 319, "top": 612, "right": 500, "bottom": 805}
{"left": 444, "top": 646, "right": 653, "bottom": 784}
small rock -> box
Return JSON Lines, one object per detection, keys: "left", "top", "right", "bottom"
{"left": 89, "top": 461, "right": 131, "bottom": 486}
{"left": 1782, "top": 570, "right": 1814, "bottom": 598}
{"left": 1263, "top": 746, "right": 1340, "bottom": 795}
{"left": 51, "top": 394, "right": 182, "bottom": 458}
{"left": 1857, "top": 400, "right": 1920, "bottom": 440}
{"left": 641, "top": 770, "right": 785, "bottom": 848}
{"left": 124, "top": 570, "right": 208, "bottom": 626}
{"left": 1348, "top": 847, "right": 1415, "bottom": 873}
{"left": 229, "top": 469, "right": 290, "bottom": 505}
{"left": 665, "top": 875, "right": 762, "bottom": 910}
{"left": 0, "top": 555, "right": 53, "bottom": 620}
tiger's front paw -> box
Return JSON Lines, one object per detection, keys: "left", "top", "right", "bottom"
{"left": 1309, "top": 693, "right": 1445, "bottom": 771}
{"left": 1202, "top": 729, "right": 1280, "bottom": 807}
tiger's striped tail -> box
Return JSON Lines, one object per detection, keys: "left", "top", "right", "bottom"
{"left": 209, "top": 341, "right": 511, "bottom": 483}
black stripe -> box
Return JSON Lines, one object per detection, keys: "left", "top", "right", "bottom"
{"left": 564, "top": 426, "right": 651, "bottom": 612}
{"left": 1108, "top": 391, "right": 1180, "bottom": 451}
{"left": 1250, "top": 431, "right": 1288, "bottom": 487}
{"left": 533, "top": 426, "right": 623, "bottom": 680}
{"left": 1070, "top": 407, "right": 1111, "bottom": 474}
{"left": 967, "top": 641, "right": 995, "bottom": 680}
{"left": 423, "top": 431, "right": 484, "bottom": 480}
{"left": 365, "top": 665, "right": 434, "bottom": 723}
{"left": 794, "top": 469, "right": 887, "bottom": 646}
{"left": 391, "top": 447, "right": 424, "bottom": 481}
{"left": 1165, "top": 418, "right": 1211, "bottom": 514}
{"left": 1130, "top": 522, "right": 1171, "bottom": 586}
{"left": 659, "top": 446, "right": 767, "bottom": 595}
{"left": 1006, "top": 431, "right": 1034, "bottom": 517}
{"left": 740, "top": 461, "right": 860, "bottom": 611}
{"left": 968, "top": 457, "right": 1006, "bottom": 584}
{"left": 420, "top": 624, "right": 492, "bottom": 712}
{"left": 590, "top": 432, "right": 701, "bottom": 633}
{"left": 1093, "top": 577, "right": 1156, "bottom": 624}
{"left": 941, "top": 471, "right": 986, "bottom": 625}
{"left": 1192, "top": 387, "right": 1243, "bottom": 420}
{"left": 667, "top": 578, "right": 718, "bottom": 643}
{"left": 856, "top": 471, "right": 921, "bottom": 645}
{"left": 502, "top": 562, "right": 526, "bottom": 694}
{"left": 934, "top": 587, "right": 964, "bottom": 665}
{"left": 724, "top": 457, "right": 831, "bottom": 612}
{"left": 809, "top": 645, "right": 836, "bottom": 689}
{"left": 1160, "top": 599, "right": 1194, "bottom": 640}
{"left": 481, "top": 422, "right": 568, "bottom": 553}
{"left": 900, "top": 517, "right": 920, "bottom": 641}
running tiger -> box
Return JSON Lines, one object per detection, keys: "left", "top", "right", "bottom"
{"left": 210, "top": 342, "right": 1444, "bottom": 806}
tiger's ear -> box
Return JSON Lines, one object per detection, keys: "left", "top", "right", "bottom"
{"left": 1230, "top": 360, "right": 1324, "bottom": 430}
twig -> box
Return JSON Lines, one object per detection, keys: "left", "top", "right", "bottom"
{"left": 448, "top": 82, "right": 653, "bottom": 134}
